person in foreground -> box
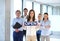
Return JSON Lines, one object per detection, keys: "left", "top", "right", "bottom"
{"left": 24, "top": 9, "right": 38, "bottom": 41}
{"left": 12, "top": 10, "right": 24, "bottom": 41}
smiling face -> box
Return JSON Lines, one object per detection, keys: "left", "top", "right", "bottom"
{"left": 24, "top": 10, "right": 28, "bottom": 16}
{"left": 15, "top": 10, "right": 21, "bottom": 18}
{"left": 44, "top": 14, "right": 48, "bottom": 20}
{"left": 30, "top": 11, "right": 34, "bottom": 18}
{"left": 24, "top": 8, "right": 28, "bottom": 16}
{"left": 27, "top": 9, "right": 35, "bottom": 22}
{"left": 16, "top": 12, "right": 20, "bottom": 17}
{"left": 38, "top": 14, "right": 42, "bottom": 20}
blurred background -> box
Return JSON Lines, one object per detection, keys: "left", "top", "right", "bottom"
{"left": 0, "top": 0, "right": 60, "bottom": 41}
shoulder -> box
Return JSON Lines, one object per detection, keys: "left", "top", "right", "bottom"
{"left": 13, "top": 18, "right": 16, "bottom": 21}
{"left": 34, "top": 20, "right": 37, "bottom": 23}
{"left": 21, "top": 16, "right": 24, "bottom": 18}
{"left": 40, "top": 20, "right": 43, "bottom": 23}
{"left": 20, "top": 18, "right": 24, "bottom": 20}
{"left": 12, "top": 18, "right": 17, "bottom": 23}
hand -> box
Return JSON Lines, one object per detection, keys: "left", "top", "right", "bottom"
{"left": 45, "top": 25, "right": 50, "bottom": 29}
{"left": 45, "top": 26, "right": 48, "bottom": 28}
{"left": 36, "top": 23, "right": 41, "bottom": 29}
{"left": 37, "top": 23, "right": 40, "bottom": 26}
{"left": 22, "top": 24, "right": 25, "bottom": 27}
{"left": 22, "top": 24, "right": 26, "bottom": 29}
{"left": 15, "top": 29, "right": 19, "bottom": 32}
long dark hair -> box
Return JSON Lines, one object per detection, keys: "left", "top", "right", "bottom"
{"left": 43, "top": 13, "right": 48, "bottom": 20}
{"left": 27, "top": 9, "right": 35, "bottom": 22}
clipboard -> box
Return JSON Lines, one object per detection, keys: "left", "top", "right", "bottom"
{"left": 13, "top": 22, "right": 22, "bottom": 29}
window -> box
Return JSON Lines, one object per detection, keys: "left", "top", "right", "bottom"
{"left": 48, "top": 6, "right": 52, "bottom": 15}
{"left": 34, "top": 2, "right": 40, "bottom": 19}
{"left": 53, "top": 7, "right": 60, "bottom": 15}
{"left": 42, "top": 5, "right": 47, "bottom": 14}
{"left": 14, "top": 0, "right": 22, "bottom": 17}
{"left": 25, "top": 1, "right": 32, "bottom": 12}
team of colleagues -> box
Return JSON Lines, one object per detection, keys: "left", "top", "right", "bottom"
{"left": 12, "top": 8, "right": 51, "bottom": 41}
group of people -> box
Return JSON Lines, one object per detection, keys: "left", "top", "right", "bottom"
{"left": 12, "top": 8, "right": 51, "bottom": 41}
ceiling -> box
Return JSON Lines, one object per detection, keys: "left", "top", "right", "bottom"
{"left": 35, "top": 0, "right": 60, "bottom": 7}
{"left": 29, "top": 0, "right": 60, "bottom": 7}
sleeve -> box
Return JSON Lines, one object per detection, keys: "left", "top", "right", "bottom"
{"left": 40, "top": 26, "right": 46, "bottom": 30}
{"left": 40, "top": 21, "right": 46, "bottom": 30}
{"left": 18, "top": 18, "right": 24, "bottom": 31}
{"left": 48, "top": 20, "right": 51, "bottom": 26}
{"left": 22, "top": 18, "right": 26, "bottom": 25}
{"left": 48, "top": 20, "right": 51, "bottom": 28}
{"left": 11, "top": 18, "right": 16, "bottom": 31}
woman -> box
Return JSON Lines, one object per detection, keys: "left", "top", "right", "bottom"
{"left": 41, "top": 13, "right": 51, "bottom": 41}
{"left": 24, "top": 9, "right": 37, "bottom": 41}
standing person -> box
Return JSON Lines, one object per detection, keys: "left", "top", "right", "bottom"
{"left": 23, "top": 8, "right": 28, "bottom": 18}
{"left": 23, "top": 8, "right": 28, "bottom": 36}
{"left": 25, "top": 9, "right": 37, "bottom": 41}
{"left": 41, "top": 13, "right": 51, "bottom": 41}
{"left": 23, "top": 8, "right": 28, "bottom": 41}
{"left": 12, "top": 10, "right": 24, "bottom": 41}
{"left": 36, "top": 13, "right": 42, "bottom": 41}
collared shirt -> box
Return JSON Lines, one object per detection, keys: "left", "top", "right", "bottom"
{"left": 41, "top": 20, "right": 51, "bottom": 36}
{"left": 23, "top": 15, "right": 28, "bottom": 30}
{"left": 23, "top": 15, "right": 27, "bottom": 19}
{"left": 36, "top": 20, "right": 42, "bottom": 34}
{"left": 12, "top": 17, "right": 24, "bottom": 31}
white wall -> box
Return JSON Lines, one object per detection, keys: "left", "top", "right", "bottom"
{"left": 49, "top": 7, "right": 60, "bottom": 31}
{"left": 49, "top": 15, "right": 60, "bottom": 31}
{"left": 0, "top": 0, "right": 5, "bottom": 41}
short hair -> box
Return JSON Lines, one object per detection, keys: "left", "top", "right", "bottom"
{"left": 16, "top": 10, "right": 21, "bottom": 14}
{"left": 24, "top": 8, "right": 28, "bottom": 10}
{"left": 39, "top": 13, "right": 42, "bottom": 15}
{"left": 44, "top": 13, "right": 48, "bottom": 15}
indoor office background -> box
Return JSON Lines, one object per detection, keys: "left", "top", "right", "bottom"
{"left": 0, "top": 0, "right": 60, "bottom": 41}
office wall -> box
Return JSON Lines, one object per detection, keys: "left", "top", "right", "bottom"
{"left": 0, "top": 0, "right": 5, "bottom": 41}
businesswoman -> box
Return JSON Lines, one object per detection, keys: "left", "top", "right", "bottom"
{"left": 41, "top": 13, "right": 51, "bottom": 41}
{"left": 25, "top": 9, "right": 37, "bottom": 41}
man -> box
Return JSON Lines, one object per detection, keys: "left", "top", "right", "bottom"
{"left": 36, "top": 13, "right": 42, "bottom": 41}
{"left": 23, "top": 8, "right": 28, "bottom": 37}
{"left": 23, "top": 8, "right": 28, "bottom": 38}
{"left": 12, "top": 10, "right": 24, "bottom": 41}
{"left": 23, "top": 8, "right": 28, "bottom": 18}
